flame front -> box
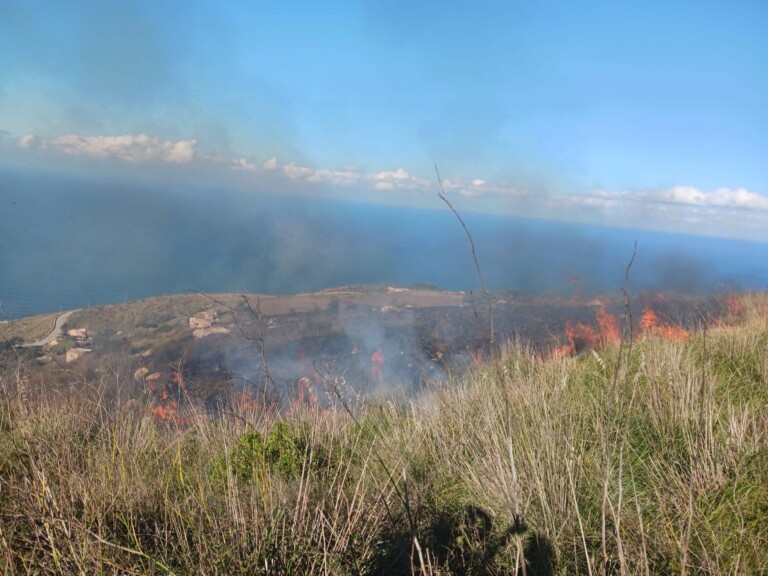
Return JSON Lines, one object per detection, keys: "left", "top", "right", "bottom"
{"left": 551, "top": 300, "right": 698, "bottom": 359}
{"left": 640, "top": 307, "right": 689, "bottom": 341}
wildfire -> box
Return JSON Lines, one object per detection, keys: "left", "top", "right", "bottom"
{"left": 595, "top": 306, "right": 621, "bottom": 344}
{"left": 172, "top": 370, "right": 186, "bottom": 391}
{"left": 724, "top": 294, "right": 744, "bottom": 316}
{"left": 639, "top": 307, "right": 689, "bottom": 341}
{"left": 146, "top": 367, "right": 193, "bottom": 425}
{"left": 548, "top": 305, "right": 623, "bottom": 358}
{"left": 287, "top": 376, "right": 319, "bottom": 416}
{"left": 550, "top": 301, "right": 695, "bottom": 359}
{"left": 152, "top": 399, "right": 192, "bottom": 426}
{"left": 567, "top": 306, "right": 621, "bottom": 354}
{"left": 639, "top": 307, "right": 658, "bottom": 332}
{"left": 370, "top": 348, "right": 385, "bottom": 384}
{"left": 564, "top": 320, "right": 598, "bottom": 354}
{"left": 153, "top": 400, "right": 178, "bottom": 421}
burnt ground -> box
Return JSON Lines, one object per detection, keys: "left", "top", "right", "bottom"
{"left": 2, "top": 286, "right": 734, "bottom": 409}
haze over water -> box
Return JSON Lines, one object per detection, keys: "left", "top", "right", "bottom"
{"left": 2, "top": 168, "right": 766, "bottom": 319}
{"left": 2, "top": 3, "right": 767, "bottom": 319}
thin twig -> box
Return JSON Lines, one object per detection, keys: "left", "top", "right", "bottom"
{"left": 195, "top": 292, "right": 276, "bottom": 405}
{"left": 602, "top": 240, "right": 636, "bottom": 572}
{"left": 242, "top": 295, "right": 276, "bottom": 404}
{"left": 434, "top": 164, "right": 494, "bottom": 345}
{"left": 611, "top": 240, "right": 637, "bottom": 400}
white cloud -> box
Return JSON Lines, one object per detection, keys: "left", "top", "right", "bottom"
{"left": 194, "top": 151, "right": 255, "bottom": 170}
{"left": 565, "top": 186, "right": 768, "bottom": 212}
{"left": 165, "top": 139, "right": 197, "bottom": 163}
{"left": 558, "top": 195, "right": 621, "bottom": 209}
{"left": 12, "top": 132, "right": 490, "bottom": 198}
{"left": 263, "top": 156, "right": 279, "bottom": 171}
{"left": 261, "top": 159, "right": 430, "bottom": 191}
{"left": 264, "top": 157, "right": 364, "bottom": 187}
{"left": 232, "top": 157, "right": 258, "bottom": 171}
{"left": 281, "top": 162, "right": 314, "bottom": 180}
{"left": 18, "top": 131, "right": 764, "bottom": 238}
{"left": 661, "top": 186, "right": 768, "bottom": 210}
{"left": 550, "top": 185, "right": 768, "bottom": 241}
{"left": 18, "top": 134, "right": 37, "bottom": 148}
{"left": 19, "top": 133, "right": 199, "bottom": 164}
{"left": 660, "top": 186, "right": 706, "bottom": 205}
{"left": 307, "top": 168, "right": 362, "bottom": 187}
{"left": 372, "top": 168, "right": 430, "bottom": 191}
{"left": 440, "top": 176, "right": 527, "bottom": 198}
{"left": 17, "top": 131, "right": 268, "bottom": 173}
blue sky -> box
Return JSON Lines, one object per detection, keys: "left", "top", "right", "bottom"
{"left": 2, "top": 0, "right": 767, "bottom": 241}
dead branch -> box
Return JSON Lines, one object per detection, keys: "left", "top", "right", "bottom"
{"left": 434, "top": 164, "right": 494, "bottom": 345}
{"left": 195, "top": 292, "right": 276, "bottom": 405}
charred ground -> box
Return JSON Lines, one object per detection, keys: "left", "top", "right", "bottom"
{"left": 2, "top": 285, "right": 734, "bottom": 410}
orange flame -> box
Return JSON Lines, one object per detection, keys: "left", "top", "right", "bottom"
{"left": 152, "top": 399, "right": 191, "bottom": 426}
{"left": 550, "top": 305, "right": 622, "bottom": 358}
{"left": 289, "top": 376, "right": 318, "bottom": 415}
{"left": 549, "top": 300, "right": 701, "bottom": 359}
{"left": 548, "top": 343, "right": 574, "bottom": 359}
{"left": 172, "top": 370, "right": 186, "bottom": 391}
{"left": 596, "top": 307, "right": 621, "bottom": 345}
{"left": 640, "top": 307, "right": 659, "bottom": 331}
{"left": 724, "top": 294, "right": 743, "bottom": 316}
{"left": 371, "top": 348, "right": 385, "bottom": 383}
{"left": 640, "top": 307, "right": 689, "bottom": 341}
{"left": 565, "top": 320, "right": 598, "bottom": 354}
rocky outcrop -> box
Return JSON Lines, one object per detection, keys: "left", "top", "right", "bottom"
{"left": 133, "top": 367, "right": 150, "bottom": 382}
{"left": 192, "top": 326, "right": 230, "bottom": 338}
{"left": 189, "top": 310, "right": 230, "bottom": 338}
{"left": 189, "top": 311, "right": 216, "bottom": 329}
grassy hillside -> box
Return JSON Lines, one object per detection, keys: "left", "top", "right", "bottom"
{"left": 0, "top": 294, "right": 766, "bottom": 575}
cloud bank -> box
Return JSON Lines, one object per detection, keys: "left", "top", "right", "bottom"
{"left": 440, "top": 177, "right": 527, "bottom": 198}
{"left": 13, "top": 132, "right": 528, "bottom": 198}
{"left": 561, "top": 186, "right": 768, "bottom": 213}
{"left": 11, "top": 130, "right": 768, "bottom": 242}
{"left": 19, "top": 133, "right": 198, "bottom": 164}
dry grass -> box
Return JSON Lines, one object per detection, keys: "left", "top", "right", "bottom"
{"left": 0, "top": 313, "right": 60, "bottom": 343}
{"left": 1, "top": 295, "right": 766, "bottom": 574}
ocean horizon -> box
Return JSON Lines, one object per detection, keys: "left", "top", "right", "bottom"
{"left": 2, "top": 167, "right": 767, "bottom": 319}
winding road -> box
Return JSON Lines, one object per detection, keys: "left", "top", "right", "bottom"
{"left": 24, "top": 311, "right": 76, "bottom": 347}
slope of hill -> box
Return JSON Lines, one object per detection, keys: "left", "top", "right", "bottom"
{"left": 1, "top": 292, "right": 765, "bottom": 574}
{"left": 2, "top": 286, "right": 729, "bottom": 405}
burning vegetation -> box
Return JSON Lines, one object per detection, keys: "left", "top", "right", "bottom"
{"left": 3, "top": 287, "right": 744, "bottom": 425}
{"left": 126, "top": 290, "right": 743, "bottom": 425}
{"left": 1, "top": 291, "right": 765, "bottom": 574}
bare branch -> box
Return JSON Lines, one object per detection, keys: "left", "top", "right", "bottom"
{"left": 434, "top": 164, "right": 494, "bottom": 345}
{"left": 195, "top": 291, "right": 276, "bottom": 406}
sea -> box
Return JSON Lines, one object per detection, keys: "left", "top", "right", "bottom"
{"left": 2, "top": 167, "right": 767, "bottom": 319}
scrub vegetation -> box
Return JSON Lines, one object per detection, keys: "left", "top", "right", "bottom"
{"left": 0, "top": 294, "right": 766, "bottom": 575}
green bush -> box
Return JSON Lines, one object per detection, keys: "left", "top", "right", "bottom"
{"left": 210, "top": 420, "right": 309, "bottom": 485}
{"left": 265, "top": 419, "right": 306, "bottom": 479}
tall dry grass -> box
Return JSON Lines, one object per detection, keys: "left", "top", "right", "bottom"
{"left": 1, "top": 295, "right": 766, "bottom": 574}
